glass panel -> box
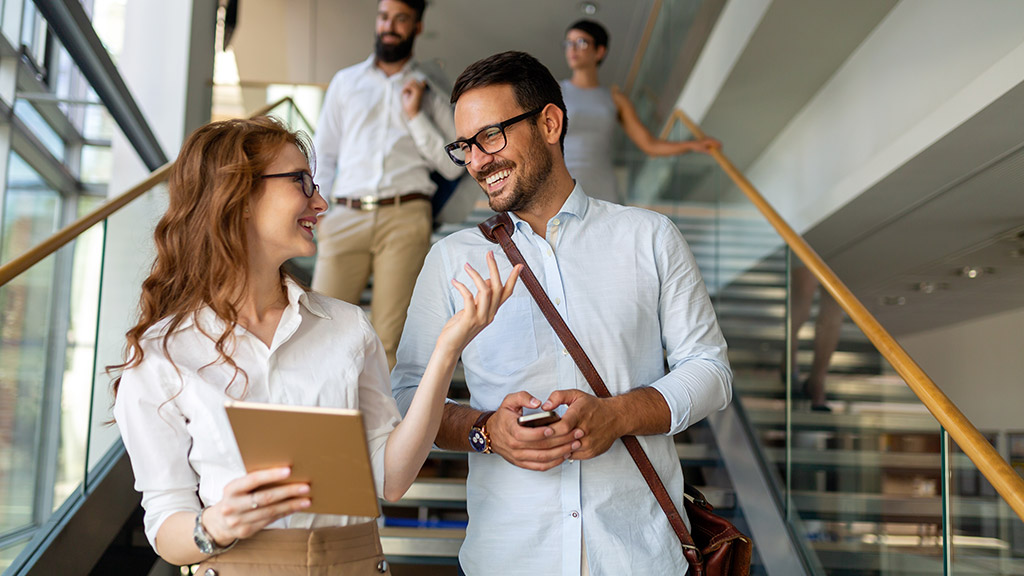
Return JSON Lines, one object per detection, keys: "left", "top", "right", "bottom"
{"left": 949, "top": 434, "right": 1024, "bottom": 575}
{"left": 13, "top": 101, "right": 66, "bottom": 162}
{"left": 86, "top": 182, "right": 167, "bottom": 481}
{"left": 54, "top": 197, "right": 106, "bottom": 509}
{"left": 0, "top": 153, "right": 62, "bottom": 535}
{"left": 0, "top": 535, "right": 32, "bottom": 573}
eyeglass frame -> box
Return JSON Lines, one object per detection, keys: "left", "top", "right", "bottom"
{"left": 260, "top": 171, "right": 319, "bottom": 198}
{"left": 444, "top": 106, "right": 546, "bottom": 167}
{"left": 562, "top": 37, "right": 591, "bottom": 50}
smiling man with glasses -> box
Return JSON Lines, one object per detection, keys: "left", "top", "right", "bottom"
{"left": 311, "top": 0, "right": 462, "bottom": 369}
{"left": 392, "top": 51, "right": 733, "bottom": 576}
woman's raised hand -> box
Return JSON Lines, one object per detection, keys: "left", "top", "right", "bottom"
{"left": 439, "top": 251, "right": 522, "bottom": 354}
{"left": 201, "top": 467, "right": 311, "bottom": 546}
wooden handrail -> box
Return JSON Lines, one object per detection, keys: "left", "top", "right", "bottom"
{"left": 623, "top": 0, "right": 664, "bottom": 96}
{"left": 0, "top": 96, "right": 297, "bottom": 287}
{"left": 662, "top": 107, "right": 1024, "bottom": 522}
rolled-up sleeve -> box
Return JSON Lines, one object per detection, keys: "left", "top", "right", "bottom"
{"left": 648, "top": 218, "right": 733, "bottom": 434}
{"left": 391, "top": 243, "right": 456, "bottom": 416}
{"left": 113, "top": 360, "right": 201, "bottom": 549}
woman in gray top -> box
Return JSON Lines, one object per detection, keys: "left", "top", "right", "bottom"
{"left": 562, "top": 20, "right": 719, "bottom": 204}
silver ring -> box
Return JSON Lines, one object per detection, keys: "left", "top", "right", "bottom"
{"left": 250, "top": 494, "right": 259, "bottom": 510}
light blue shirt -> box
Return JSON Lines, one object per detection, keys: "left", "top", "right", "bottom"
{"left": 392, "top": 186, "right": 732, "bottom": 575}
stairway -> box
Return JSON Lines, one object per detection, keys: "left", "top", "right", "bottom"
{"left": 690, "top": 210, "right": 1024, "bottom": 575}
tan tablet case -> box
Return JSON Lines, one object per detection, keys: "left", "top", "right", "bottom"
{"left": 225, "top": 401, "right": 379, "bottom": 517}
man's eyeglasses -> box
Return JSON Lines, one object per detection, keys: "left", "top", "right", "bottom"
{"left": 261, "top": 171, "right": 318, "bottom": 198}
{"left": 444, "top": 107, "right": 545, "bottom": 166}
{"left": 562, "top": 38, "right": 591, "bottom": 50}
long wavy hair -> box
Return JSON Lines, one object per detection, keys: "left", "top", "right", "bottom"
{"left": 110, "top": 116, "right": 314, "bottom": 398}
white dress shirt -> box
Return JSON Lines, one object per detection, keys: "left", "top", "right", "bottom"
{"left": 113, "top": 278, "right": 400, "bottom": 549}
{"left": 314, "top": 55, "right": 463, "bottom": 201}
{"left": 392, "top": 186, "right": 733, "bottom": 576}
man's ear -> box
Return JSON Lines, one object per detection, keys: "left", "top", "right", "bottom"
{"left": 414, "top": 21, "right": 423, "bottom": 37}
{"left": 595, "top": 45, "right": 607, "bottom": 64}
{"left": 540, "top": 104, "right": 564, "bottom": 145}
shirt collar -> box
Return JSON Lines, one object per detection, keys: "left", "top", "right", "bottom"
{"left": 508, "top": 181, "right": 590, "bottom": 236}
{"left": 285, "top": 276, "right": 331, "bottom": 320}
{"left": 151, "top": 277, "right": 330, "bottom": 338}
{"left": 365, "top": 53, "right": 417, "bottom": 78}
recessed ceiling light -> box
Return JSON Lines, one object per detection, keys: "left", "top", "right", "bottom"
{"left": 579, "top": 2, "right": 598, "bottom": 15}
{"left": 917, "top": 281, "right": 936, "bottom": 294}
{"left": 880, "top": 296, "right": 906, "bottom": 306}
{"left": 960, "top": 266, "right": 981, "bottom": 279}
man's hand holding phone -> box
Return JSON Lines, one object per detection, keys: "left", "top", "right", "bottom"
{"left": 485, "top": 393, "right": 581, "bottom": 471}
{"left": 517, "top": 410, "right": 560, "bottom": 428}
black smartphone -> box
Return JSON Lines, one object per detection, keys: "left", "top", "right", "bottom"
{"left": 517, "top": 410, "right": 561, "bottom": 427}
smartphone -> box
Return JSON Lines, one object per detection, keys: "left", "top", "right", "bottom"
{"left": 517, "top": 410, "right": 561, "bottom": 428}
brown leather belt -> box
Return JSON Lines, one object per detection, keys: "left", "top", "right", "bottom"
{"left": 335, "top": 192, "right": 430, "bottom": 211}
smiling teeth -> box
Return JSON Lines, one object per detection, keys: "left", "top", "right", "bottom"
{"left": 300, "top": 220, "right": 314, "bottom": 229}
{"left": 485, "top": 169, "right": 511, "bottom": 185}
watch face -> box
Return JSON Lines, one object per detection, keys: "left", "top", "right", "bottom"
{"left": 469, "top": 427, "right": 488, "bottom": 453}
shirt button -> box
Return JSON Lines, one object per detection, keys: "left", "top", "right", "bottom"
{"left": 553, "top": 218, "right": 560, "bottom": 225}
{"left": 377, "top": 559, "right": 390, "bottom": 573}
{"left": 562, "top": 348, "right": 568, "bottom": 356}
{"left": 555, "top": 297, "right": 561, "bottom": 305}
{"left": 571, "top": 511, "right": 579, "bottom": 518}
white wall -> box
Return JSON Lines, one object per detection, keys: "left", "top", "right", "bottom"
{"left": 741, "top": 0, "right": 1024, "bottom": 234}
{"left": 898, "top": 307, "right": 1024, "bottom": 432}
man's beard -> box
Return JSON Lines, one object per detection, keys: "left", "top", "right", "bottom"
{"left": 375, "top": 32, "right": 415, "bottom": 63}
{"left": 481, "top": 126, "right": 554, "bottom": 213}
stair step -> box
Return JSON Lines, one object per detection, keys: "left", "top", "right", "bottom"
{"left": 790, "top": 490, "right": 1006, "bottom": 523}
{"left": 745, "top": 404, "right": 938, "bottom": 433}
{"left": 734, "top": 373, "right": 918, "bottom": 403}
{"left": 379, "top": 526, "right": 464, "bottom": 562}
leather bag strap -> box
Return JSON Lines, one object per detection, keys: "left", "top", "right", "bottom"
{"left": 478, "top": 212, "right": 698, "bottom": 553}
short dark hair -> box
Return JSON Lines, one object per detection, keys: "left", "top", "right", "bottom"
{"left": 381, "top": 0, "right": 425, "bottom": 21}
{"left": 567, "top": 19, "right": 608, "bottom": 49}
{"left": 451, "top": 51, "right": 568, "bottom": 152}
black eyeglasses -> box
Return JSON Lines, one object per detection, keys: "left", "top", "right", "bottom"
{"left": 444, "top": 107, "right": 545, "bottom": 166}
{"left": 260, "top": 171, "right": 318, "bottom": 198}
{"left": 562, "top": 38, "right": 591, "bottom": 50}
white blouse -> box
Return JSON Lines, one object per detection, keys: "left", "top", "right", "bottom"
{"left": 113, "top": 278, "right": 399, "bottom": 548}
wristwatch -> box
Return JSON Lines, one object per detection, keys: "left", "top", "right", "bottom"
{"left": 193, "top": 507, "right": 238, "bottom": 556}
{"left": 468, "top": 411, "right": 496, "bottom": 454}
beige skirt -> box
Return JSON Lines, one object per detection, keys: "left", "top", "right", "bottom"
{"left": 197, "top": 521, "right": 391, "bottom": 576}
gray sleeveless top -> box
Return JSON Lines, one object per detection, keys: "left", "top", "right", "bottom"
{"left": 560, "top": 79, "right": 621, "bottom": 204}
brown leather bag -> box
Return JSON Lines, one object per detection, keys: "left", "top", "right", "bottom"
{"left": 479, "top": 213, "right": 753, "bottom": 576}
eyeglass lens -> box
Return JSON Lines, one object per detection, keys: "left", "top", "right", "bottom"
{"left": 563, "top": 38, "right": 590, "bottom": 50}
{"left": 447, "top": 126, "right": 506, "bottom": 166}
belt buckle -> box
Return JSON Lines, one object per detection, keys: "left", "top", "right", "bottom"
{"left": 359, "top": 195, "right": 379, "bottom": 211}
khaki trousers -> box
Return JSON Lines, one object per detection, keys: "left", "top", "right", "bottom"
{"left": 197, "top": 522, "right": 391, "bottom": 576}
{"left": 312, "top": 199, "right": 432, "bottom": 369}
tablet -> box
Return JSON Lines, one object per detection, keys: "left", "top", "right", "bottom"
{"left": 224, "top": 401, "right": 379, "bottom": 518}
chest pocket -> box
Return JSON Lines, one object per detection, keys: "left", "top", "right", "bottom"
{"left": 470, "top": 296, "right": 539, "bottom": 377}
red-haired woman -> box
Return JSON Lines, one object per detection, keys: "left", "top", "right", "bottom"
{"left": 111, "top": 116, "right": 519, "bottom": 574}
